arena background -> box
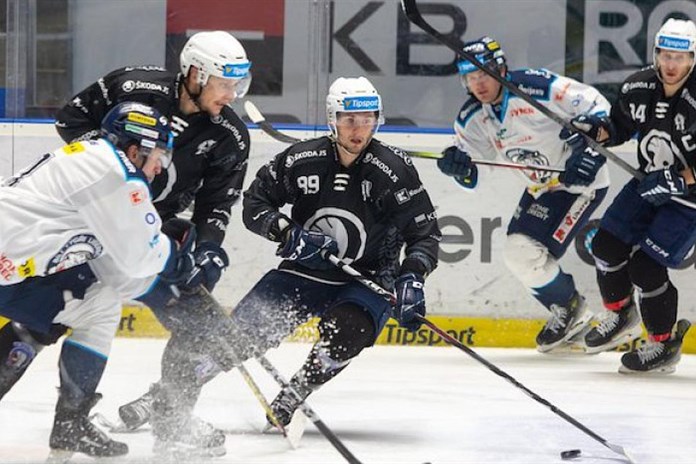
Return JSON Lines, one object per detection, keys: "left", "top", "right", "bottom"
{"left": 0, "top": 0, "right": 695, "bottom": 351}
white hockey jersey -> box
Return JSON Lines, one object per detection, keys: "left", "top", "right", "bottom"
{"left": 0, "top": 139, "right": 172, "bottom": 286}
{"left": 454, "top": 68, "right": 611, "bottom": 194}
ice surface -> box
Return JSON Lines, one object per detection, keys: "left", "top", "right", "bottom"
{"left": 1, "top": 338, "right": 694, "bottom": 464}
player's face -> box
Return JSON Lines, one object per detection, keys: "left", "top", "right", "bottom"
{"left": 199, "top": 76, "right": 240, "bottom": 116}
{"left": 335, "top": 111, "right": 377, "bottom": 154}
{"left": 464, "top": 69, "right": 503, "bottom": 104}
{"left": 139, "top": 147, "right": 166, "bottom": 182}
{"left": 656, "top": 49, "right": 694, "bottom": 85}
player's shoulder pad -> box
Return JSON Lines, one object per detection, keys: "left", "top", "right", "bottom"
{"left": 508, "top": 68, "right": 557, "bottom": 101}
{"left": 618, "top": 67, "right": 659, "bottom": 96}
{"left": 209, "top": 106, "right": 251, "bottom": 154}
{"left": 362, "top": 139, "right": 419, "bottom": 184}
{"left": 94, "top": 138, "right": 149, "bottom": 184}
{"left": 109, "top": 67, "right": 177, "bottom": 98}
{"left": 455, "top": 97, "right": 483, "bottom": 129}
{"left": 281, "top": 136, "right": 332, "bottom": 169}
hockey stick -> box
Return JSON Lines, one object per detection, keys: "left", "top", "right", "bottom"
{"left": 193, "top": 286, "right": 363, "bottom": 463}
{"left": 244, "top": 100, "right": 564, "bottom": 173}
{"left": 400, "top": 0, "right": 696, "bottom": 211}
{"left": 255, "top": 355, "right": 365, "bottom": 464}
{"left": 185, "top": 286, "right": 303, "bottom": 446}
{"left": 325, "top": 255, "right": 637, "bottom": 464}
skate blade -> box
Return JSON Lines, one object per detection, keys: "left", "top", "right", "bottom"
{"left": 540, "top": 341, "right": 595, "bottom": 355}
{"left": 537, "top": 315, "right": 594, "bottom": 354}
{"left": 618, "top": 364, "right": 677, "bottom": 375}
{"left": 45, "top": 449, "right": 74, "bottom": 464}
{"left": 286, "top": 409, "right": 308, "bottom": 449}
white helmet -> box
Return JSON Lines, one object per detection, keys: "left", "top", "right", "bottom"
{"left": 180, "top": 31, "right": 252, "bottom": 97}
{"left": 653, "top": 18, "right": 696, "bottom": 78}
{"left": 326, "top": 77, "right": 384, "bottom": 138}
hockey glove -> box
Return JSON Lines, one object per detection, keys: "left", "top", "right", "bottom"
{"left": 438, "top": 146, "right": 479, "bottom": 189}
{"left": 393, "top": 273, "right": 426, "bottom": 332}
{"left": 559, "top": 113, "right": 613, "bottom": 143}
{"left": 184, "top": 242, "right": 230, "bottom": 291}
{"left": 159, "top": 218, "right": 197, "bottom": 284}
{"left": 277, "top": 226, "right": 338, "bottom": 271}
{"left": 636, "top": 166, "right": 687, "bottom": 206}
{"left": 559, "top": 133, "right": 606, "bottom": 186}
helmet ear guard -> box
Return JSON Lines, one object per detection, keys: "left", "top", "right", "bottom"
{"left": 180, "top": 30, "right": 252, "bottom": 96}
{"left": 326, "top": 76, "right": 384, "bottom": 138}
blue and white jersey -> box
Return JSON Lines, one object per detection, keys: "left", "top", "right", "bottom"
{"left": 454, "top": 68, "right": 611, "bottom": 194}
{"left": 0, "top": 139, "right": 171, "bottom": 286}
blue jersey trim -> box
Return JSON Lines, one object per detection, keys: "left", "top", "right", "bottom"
{"left": 63, "top": 339, "right": 108, "bottom": 360}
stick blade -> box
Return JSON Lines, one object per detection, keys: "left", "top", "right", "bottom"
{"left": 244, "top": 100, "right": 265, "bottom": 124}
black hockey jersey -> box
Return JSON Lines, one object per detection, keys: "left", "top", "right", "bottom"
{"left": 243, "top": 136, "right": 441, "bottom": 286}
{"left": 54, "top": 66, "right": 250, "bottom": 245}
{"left": 611, "top": 67, "right": 696, "bottom": 182}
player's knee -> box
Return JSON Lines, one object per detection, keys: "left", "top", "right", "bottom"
{"left": 503, "top": 234, "right": 557, "bottom": 287}
{"left": 318, "top": 304, "right": 375, "bottom": 362}
{"left": 629, "top": 250, "right": 669, "bottom": 292}
{"left": 591, "top": 228, "right": 631, "bottom": 267}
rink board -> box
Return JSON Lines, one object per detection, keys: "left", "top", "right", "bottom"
{"left": 2, "top": 124, "right": 696, "bottom": 354}
{"left": 113, "top": 306, "right": 696, "bottom": 354}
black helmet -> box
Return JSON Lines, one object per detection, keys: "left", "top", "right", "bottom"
{"left": 101, "top": 102, "right": 173, "bottom": 161}
{"left": 457, "top": 36, "right": 507, "bottom": 76}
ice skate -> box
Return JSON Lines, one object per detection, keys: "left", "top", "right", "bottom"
{"left": 536, "top": 292, "right": 592, "bottom": 353}
{"left": 116, "top": 383, "right": 159, "bottom": 431}
{"left": 47, "top": 393, "right": 128, "bottom": 462}
{"left": 584, "top": 302, "right": 642, "bottom": 354}
{"left": 619, "top": 319, "right": 691, "bottom": 375}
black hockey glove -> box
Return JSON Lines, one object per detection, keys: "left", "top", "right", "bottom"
{"left": 636, "top": 166, "right": 687, "bottom": 206}
{"left": 438, "top": 146, "right": 479, "bottom": 189}
{"left": 277, "top": 225, "right": 338, "bottom": 271}
{"left": 184, "top": 242, "right": 230, "bottom": 291}
{"left": 438, "top": 146, "right": 474, "bottom": 177}
{"left": 559, "top": 114, "right": 614, "bottom": 143}
{"left": 393, "top": 273, "right": 426, "bottom": 332}
{"left": 559, "top": 133, "right": 606, "bottom": 186}
{"left": 159, "top": 218, "right": 197, "bottom": 284}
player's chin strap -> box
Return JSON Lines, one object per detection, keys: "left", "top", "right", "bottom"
{"left": 182, "top": 78, "right": 203, "bottom": 112}
{"left": 323, "top": 251, "right": 637, "bottom": 464}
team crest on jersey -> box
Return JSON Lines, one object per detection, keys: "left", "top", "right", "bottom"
{"left": 639, "top": 129, "right": 686, "bottom": 170}
{"left": 303, "top": 207, "right": 367, "bottom": 263}
{"left": 195, "top": 139, "right": 217, "bottom": 156}
{"left": 46, "top": 234, "right": 104, "bottom": 274}
{"left": 505, "top": 148, "right": 552, "bottom": 183}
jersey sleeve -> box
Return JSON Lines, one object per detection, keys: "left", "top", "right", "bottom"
{"left": 54, "top": 77, "right": 110, "bottom": 143}
{"left": 385, "top": 166, "right": 441, "bottom": 277}
{"left": 547, "top": 72, "right": 611, "bottom": 119}
{"left": 191, "top": 132, "right": 250, "bottom": 245}
{"left": 242, "top": 149, "right": 295, "bottom": 241}
{"left": 608, "top": 89, "right": 638, "bottom": 146}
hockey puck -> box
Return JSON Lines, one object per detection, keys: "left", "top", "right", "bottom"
{"left": 561, "top": 449, "right": 582, "bottom": 459}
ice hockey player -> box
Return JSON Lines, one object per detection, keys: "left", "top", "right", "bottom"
{"left": 117, "top": 76, "right": 440, "bottom": 434}
{"left": 572, "top": 18, "right": 696, "bottom": 373}
{"left": 436, "top": 36, "right": 612, "bottom": 353}
{"left": 51, "top": 31, "right": 250, "bottom": 454}
{"left": 0, "top": 102, "right": 198, "bottom": 460}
